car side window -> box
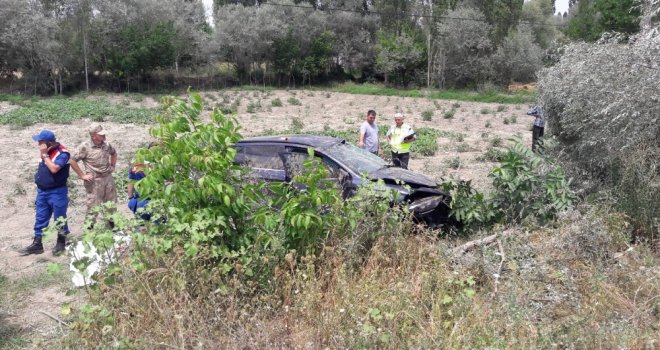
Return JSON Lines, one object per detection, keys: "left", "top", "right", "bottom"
{"left": 284, "top": 147, "right": 339, "bottom": 179}
{"left": 236, "top": 145, "right": 285, "bottom": 170}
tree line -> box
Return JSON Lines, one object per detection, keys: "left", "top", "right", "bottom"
{"left": 0, "top": 0, "right": 641, "bottom": 95}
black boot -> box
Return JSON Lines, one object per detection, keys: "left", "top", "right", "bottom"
{"left": 19, "top": 236, "right": 44, "bottom": 255}
{"left": 52, "top": 234, "right": 67, "bottom": 256}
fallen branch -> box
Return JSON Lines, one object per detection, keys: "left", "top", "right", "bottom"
{"left": 39, "top": 310, "right": 69, "bottom": 327}
{"left": 492, "top": 239, "right": 505, "bottom": 296}
{"left": 451, "top": 229, "right": 514, "bottom": 256}
{"left": 452, "top": 233, "right": 498, "bottom": 256}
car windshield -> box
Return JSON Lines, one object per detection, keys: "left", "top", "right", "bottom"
{"left": 322, "top": 143, "right": 387, "bottom": 174}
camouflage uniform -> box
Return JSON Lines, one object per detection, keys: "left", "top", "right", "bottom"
{"left": 74, "top": 136, "right": 118, "bottom": 213}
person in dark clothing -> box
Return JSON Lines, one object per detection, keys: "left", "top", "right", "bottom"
{"left": 19, "top": 130, "right": 71, "bottom": 256}
{"left": 127, "top": 162, "right": 151, "bottom": 220}
{"left": 527, "top": 106, "right": 545, "bottom": 153}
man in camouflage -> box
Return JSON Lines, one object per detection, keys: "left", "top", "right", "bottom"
{"left": 70, "top": 124, "right": 118, "bottom": 223}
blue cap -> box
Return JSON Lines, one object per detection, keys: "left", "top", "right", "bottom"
{"left": 32, "top": 130, "right": 56, "bottom": 142}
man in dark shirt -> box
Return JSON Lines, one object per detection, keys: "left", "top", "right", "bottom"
{"left": 19, "top": 130, "right": 71, "bottom": 256}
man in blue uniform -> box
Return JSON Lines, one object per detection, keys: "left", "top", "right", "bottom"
{"left": 19, "top": 130, "right": 71, "bottom": 256}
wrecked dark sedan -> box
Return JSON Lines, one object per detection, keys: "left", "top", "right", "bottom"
{"left": 233, "top": 135, "right": 455, "bottom": 227}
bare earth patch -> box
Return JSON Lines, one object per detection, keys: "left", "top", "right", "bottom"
{"left": 0, "top": 90, "right": 533, "bottom": 343}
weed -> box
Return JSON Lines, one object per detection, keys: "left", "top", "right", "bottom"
{"left": 452, "top": 102, "right": 461, "bottom": 109}
{"left": 497, "top": 105, "right": 507, "bottom": 112}
{"left": 491, "top": 136, "right": 503, "bottom": 147}
{"left": 456, "top": 144, "right": 476, "bottom": 152}
{"left": 11, "top": 184, "right": 26, "bottom": 196}
{"left": 485, "top": 120, "right": 492, "bottom": 128}
{"left": 476, "top": 147, "right": 506, "bottom": 162}
{"left": 0, "top": 96, "right": 156, "bottom": 126}
{"left": 271, "top": 98, "right": 283, "bottom": 107}
{"left": 511, "top": 115, "right": 517, "bottom": 123}
{"left": 503, "top": 117, "right": 511, "bottom": 125}
{"left": 443, "top": 109, "right": 456, "bottom": 119}
{"left": 291, "top": 117, "right": 304, "bottom": 132}
{"left": 421, "top": 110, "right": 434, "bottom": 121}
{"left": 246, "top": 100, "right": 262, "bottom": 114}
{"left": 287, "top": 97, "right": 302, "bottom": 106}
{"left": 446, "top": 156, "right": 461, "bottom": 169}
{"left": 480, "top": 107, "right": 491, "bottom": 115}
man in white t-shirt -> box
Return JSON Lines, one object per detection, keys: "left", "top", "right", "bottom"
{"left": 358, "top": 110, "right": 379, "bottom": 155}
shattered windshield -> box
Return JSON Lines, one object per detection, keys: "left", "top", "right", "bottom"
{"left": 323, "top": 143, "right": 387, "bottom": 174}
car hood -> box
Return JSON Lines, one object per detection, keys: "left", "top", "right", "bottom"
{"left": 367, "top": 167, "right": 438, "bottom": 187}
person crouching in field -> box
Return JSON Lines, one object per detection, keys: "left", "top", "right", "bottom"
{"left": 69, "top": 123, "right": 118, "bottom": 226}
{"left": 127, "top": 161, "right": 151, "bottom": 221}
{"left": 19, "top": 130, "right": 71, "bottom": 256}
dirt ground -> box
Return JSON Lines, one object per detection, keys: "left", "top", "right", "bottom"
{"left": 0, "top": 90, "right": 533, "bottom": 345}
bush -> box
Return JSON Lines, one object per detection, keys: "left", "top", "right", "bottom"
{"left": 287, "top": 97, "right": 302, "bottom": 106}
{"left": 271, "top": 98, "right": 283, "bottom": 107}
{"left": 421, "top": 109, "right": 434, "bottom": 121}
{"left": 538, "top": 16, "right": 659, "bottom": 236}
{"left": 442, "top": 140, "right": 576, "bottom": 228}
{"left": 246, "top": 100, "right": 261, "bottom": 113}
{"left": 410, "top": 128, "right": 440, "bottom": 156}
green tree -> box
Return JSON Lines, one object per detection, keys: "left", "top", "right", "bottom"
{"left": 375, "top": 28, "right": 425, "bottom": 86}
{"left": 301, "top": 31, "right": 335, "bottom": 85}
{"left": 566, "top": 0, "right": 640, "bottom": 41}
{"left": 103, "top": 22, "right": 176, "bottom": 91}
{"left": 478, "top": 0, "right": 525, "bottom": 44}
{"left": 594, "top": 0, "right": 640, "bottom": 33}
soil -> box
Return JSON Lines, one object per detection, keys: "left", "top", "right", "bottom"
{"left": 0, "top": 90, "right": 533, "bottom": 344}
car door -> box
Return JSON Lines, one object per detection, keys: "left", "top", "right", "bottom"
{"left": 282, "top": 146, "right": 357, "bottom": 197}
{"left": 234, "top": 144, "right": 287, "bottom": 182}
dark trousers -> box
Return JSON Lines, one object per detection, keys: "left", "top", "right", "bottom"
{"left": 391, "top": 152, "right": 410, "bottom": 169}
{"left": 532, "top": 126, "right": 544, "bottom": 152}
{"left": 34, "top": 186, "right": 70, "bottom": 237}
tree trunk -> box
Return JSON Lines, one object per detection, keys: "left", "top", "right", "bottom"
{"left": 81, "top": 0, "right": 90, "bottom": 92}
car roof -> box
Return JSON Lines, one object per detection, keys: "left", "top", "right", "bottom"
{"left": 236, "top": 134, "right": 345, "bottom": 149}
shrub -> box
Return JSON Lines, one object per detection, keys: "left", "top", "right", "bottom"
{"left": 411, "top": 128, "right": 440, "bottom": 156}
{"left": 287, "top": 97, "right": 302, "bottom": 106}
{"left": 442, "top": 140, "right": 576, "bottom": 228}
{"left": 421, "top": 109, "right": 434, "bottom": 121}
{"left": 290, "top": 117, "right": 304, "bottom": 132}
{"left": 489, "top": 140, "right": 576, "bottom": 224}
{"left": 246, "top": 100, "right": 261, "bottom": 113}
{"left": 443, "top": 109, "right": 455, "bottom": 119}
{"left": 538, "top": 15, "right": 659, "bottom": 236}
{"left": 445, "top": 156, "right": 461, "bottom": 169}
{"left": 476, "top": 147, "right": 506, "bottom": 162}
{"left": 271, "top": 98, "right": 283, "bottom": 107}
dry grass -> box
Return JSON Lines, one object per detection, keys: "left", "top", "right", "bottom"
{"left": 66, "top": 206, "right": 658, "bottom": 349}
